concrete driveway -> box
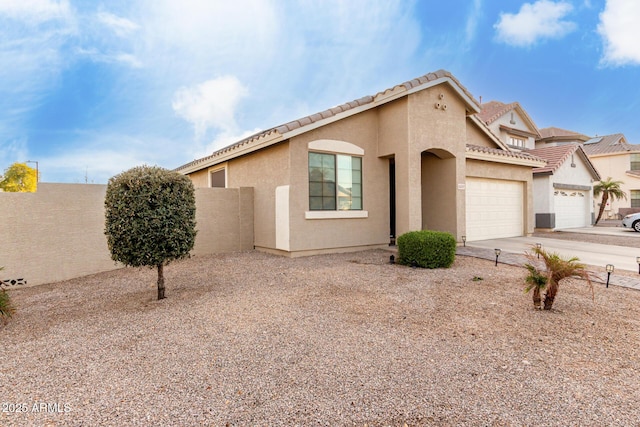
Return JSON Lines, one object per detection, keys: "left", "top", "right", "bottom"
{"left": 561, "top": 225, "right": 640, "bottom": 237}
{"left": 467, "top": 234, "right": 640, "bottom": 272}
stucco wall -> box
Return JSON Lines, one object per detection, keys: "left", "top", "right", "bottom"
{"left": 189, "top": 168, "right": 209, "bottom": 187}
{"left": 191, "top": 187, "right": 254, "bottom": 255}
{"left": 378, "top": 98, "right": 408, "bottom": 157}
{"left": 405, "top": 84, "right": 468, "bottom": 238}
{"left": 421, "top": 152, "right": 457, "bottom": 234}
{"left": 0, "top": 183, "right": 254, "bottom": 287}
{"left": 466, "top": 118, "right": 495, "bottom": 148}
{"left": 288, "top": 110, "right": 389, "bottom": 255}
{"left": 225, "top": 141, "right": 290, "bottom": 250}
{"left": 533, "top": 175, "right": 552, "bottom": 213}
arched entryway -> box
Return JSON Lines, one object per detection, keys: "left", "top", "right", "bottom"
{"left": 421, "top": 148, "right": 457, "bottom": 235}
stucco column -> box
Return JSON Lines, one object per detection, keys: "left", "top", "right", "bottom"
{"left": 393, "top": 150, "right": 423, "bottom": 236}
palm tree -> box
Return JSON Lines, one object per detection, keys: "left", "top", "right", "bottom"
{"left": 594, "top": 177, "right": 627, "bottom": 224}
{"left": 528, "top": 246, "right": 593, "bottom": 311}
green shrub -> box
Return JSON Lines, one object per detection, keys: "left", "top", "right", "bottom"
{"left": 0, "top": 267, "right": 15, "bottom": 323}
{"left": 397, "top": 230, "right": 456, "bottom": 269}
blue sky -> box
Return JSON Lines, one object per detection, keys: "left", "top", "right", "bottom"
{"left": 1, "top": 0, "right": 640, "bottom": 183}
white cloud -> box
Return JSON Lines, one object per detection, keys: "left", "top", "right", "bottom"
{"left": 38, "top": 132, "right": 184, "bottom": 183}
{"left": 0, "top": 138, "right": 29, "bottom": 173}
{"left": 0, "top": 0, "right": 76, "bottom": 148}
{"left": 172, "top": 76, "right": 249, "bottom": 141}
{"left": 598, "top": 0, "right": 640, "bottom": 66}
{"left": 494, "top": 0, "right": 576, "bottom": 47}
{"left": 1, "top": 0, "right": 424, "bottom": 182}
{"left": 75, "top": 47, "right": 142, "bottom": 68}
{"left": 96, "top": 11, "right": 139, "bottom": 37}
{"left": 0, "top": 0, "right": 73, "bottom": 25}
{"left": 465, "top": 0, "right": 483, "bottom": 44}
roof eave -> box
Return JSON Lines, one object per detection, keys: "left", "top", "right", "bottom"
{"left": 466, "top": 149, "right": 547, "bottom": 168}
{"left": 176, "top": 131, "right": 284, "bottom": 174}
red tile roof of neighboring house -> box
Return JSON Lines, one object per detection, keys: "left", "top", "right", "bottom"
{"left": 526, "top": 144, "right": 600, "bottom": 179}
{"left": 581, "top": 133, "right": 640, "bottom": 156}
{"left": 177, "top": 69, "right": 480, "bottom": 172}
{"left": 538, "top": 126, "right": 590, "bottom": 141}
{"left": 477, "top": 100, "right": 541, "bottom": 138}
{"left": 477, "top": 101, "right": 517, "bottom": 125}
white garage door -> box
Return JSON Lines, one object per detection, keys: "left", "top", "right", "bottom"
{"left": 466, "top": 178, "right": 524, "bottom": 241}
{"left": 554, "top": 190, "right": 588, "bottom": 229}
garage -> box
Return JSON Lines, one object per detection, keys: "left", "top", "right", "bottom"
{"left": 465, "top": 178, "right": 524, "bottom": 241}
{"left": 554, "top": 190, "right": 589, "bottom": 229}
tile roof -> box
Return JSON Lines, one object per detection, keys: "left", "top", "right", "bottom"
{"left": 466, "top": 144, "right": 544, "bottom": 162}
{"left": 177, "top": 69, "right": 479, "bottom": 172}
{"left": 477, "top": 100, "right": 540, "bottom": 138}
{"left": 581, "top": 133, "right": 640, "bottom": 156}
{"left": 526, "top": 144, "right": 600, "bottom": 179}
{"left": 477, "top": 101, "right": 517, "bottom": 125}
{"left": 538, "top": 126, "right": 590, "bottom": 141}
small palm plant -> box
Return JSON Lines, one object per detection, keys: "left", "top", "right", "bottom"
{"left": 524, "top": 263, "right": 547, "bottom": 309}
{"left": 0, "top": 267, "right": 15, "bottom": 323}
{"left": 525, "top": 247, "right": 593, "bottom": 310}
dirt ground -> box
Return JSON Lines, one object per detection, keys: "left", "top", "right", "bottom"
{"left": 2, "top": 246, "right": 639, "bottom": 426}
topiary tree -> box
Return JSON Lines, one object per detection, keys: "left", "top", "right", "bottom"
{"left": 105, "top": 165, "right": 197, "bottom": 300}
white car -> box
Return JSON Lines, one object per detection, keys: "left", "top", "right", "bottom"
{"left": 622, "top": 212, "right": 640, "bottom": 232}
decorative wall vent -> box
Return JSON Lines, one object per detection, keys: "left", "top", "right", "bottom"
{"left": 1, "top": 278, "right": 27, "bottom": 287}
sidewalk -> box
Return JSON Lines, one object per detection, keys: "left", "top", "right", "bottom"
{"left": 456, "top": 245, "right": 640, "bottom": 291}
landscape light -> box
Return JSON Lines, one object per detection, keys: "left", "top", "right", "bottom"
{"left": 389, "top": 254, "right": 395, "bottom": 264}
{"left": 462, "top": 235, "right": 466, "bottom": 247}
{"left": 606, "top": 264, "right": 614, "bottom": 288}
{"left": 494, "top": 248, "right": 501, "bottom": 266}
{"left": 536, "top": 243, "right": 542, "bottom": 258}
{"left": 636, "top": 257, "right": 640, "bottom": 274}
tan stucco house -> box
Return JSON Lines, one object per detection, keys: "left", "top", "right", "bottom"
{"left": 579, "top": 133, "right": 640, "bottom": 218}
{"left": 177, "top": 70, "right": 545, "bottom": 256}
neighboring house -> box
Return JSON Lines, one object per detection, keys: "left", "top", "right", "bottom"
{"left": 477, "top": 105, "right": 600, "bottom": 231}
{"left": 580, "top": 133, "right": 640, "bottom": 218}
{"left": 177, "top": 70, "right": 544, "bottom": 256}
{"left": 536, "top": 126, "right": 591, "bottom": 147}
{"left": 527, "top": 144, "right": 600, "bottom": 229}
{"left": 477, "top": 101, "right": 541, "bottom": 150}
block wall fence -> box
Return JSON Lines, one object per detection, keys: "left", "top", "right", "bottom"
{"left": 0, "top": 183, "right": 254, "bottom": 287}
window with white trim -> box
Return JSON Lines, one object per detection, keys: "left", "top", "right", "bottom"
{"left": 631, "top": 190, "right": 640, "bottom": 208}
{"left": 631, "top": 154, "right": 640, "bottom": 171}
{"left": 309, "top": 152, "right": 362, "bottom": 211}
{"left": 508, "top": 136, "right": 526, "bottom": 148}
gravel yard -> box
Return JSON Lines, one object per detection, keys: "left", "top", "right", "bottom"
{"left": 2, "top": 246, "right": 640, "bottom": 426}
